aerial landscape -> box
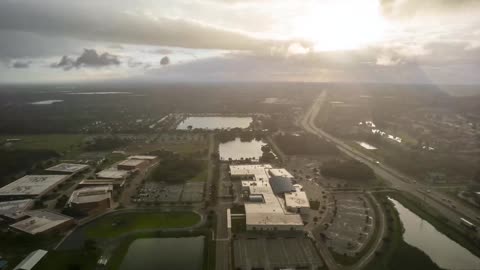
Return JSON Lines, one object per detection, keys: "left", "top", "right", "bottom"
{"left": 0, "top": 1, "right": 480, "bottom": 270}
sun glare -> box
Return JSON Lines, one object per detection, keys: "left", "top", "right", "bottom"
{"left": 291, "top": 0, "right": 388, "bottom": 51}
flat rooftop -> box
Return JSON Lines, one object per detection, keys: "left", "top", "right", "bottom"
{"left": 128, "top": 155, "right": 157, "bottom": 160}
{"left": 13, "top": 249, "right": 48, "bottom": 270}
{"left": 10, "top": 210, "right": 73, "bottom": 235}
{"left": 96, "top": 169, "right": 130, "bottom": 179}
{"left": 231, "top": 164, "right": 304, "bottom": 227}
{"left": 285, "top": 190, "right": 310, "bottom": 209}
{"left": 45, "top": 163, "right": 90, "bottom": 174}
{"left": 118, "top": 159, "right": 146, "bottom": 167}
{"left": 0, "top": 175, "right": 70, "bottom": 197}
{"left": 269, "top": 168, "right": 294, "bottom": 178}
{"left": 68, "top": 185, "right": 112, "bottom": 205}
{"left": 0, "top": 199, "right": 33, "bottom": 219}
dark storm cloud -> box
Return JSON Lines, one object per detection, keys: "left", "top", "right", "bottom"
{"left": 51, "top": 49, "right": 120, "bottom": 70}
{"left": 11, "top": 60, "right": 31, "bottom": 69}
{"left": 160, "top": 56, "right": 170, "bottom": 66}
{"left": 0, "top": 0, "right": 276, "bottom": 52}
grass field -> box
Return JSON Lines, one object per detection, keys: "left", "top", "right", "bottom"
{"left": 190, "top": 161, "right": 208, "bottom": 182}
{"left": 1, "top": 134, "right": 86, "bottom": 152}
{"left": 86, "top": 212, "right": 201, "bottom": 239}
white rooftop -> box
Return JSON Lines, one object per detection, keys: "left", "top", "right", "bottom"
{"left": 0, "top": 199, "right": 33, "bottom": 220}
{"left": 285, "top": 190, "right": 310, "bottom": 209}
{"left": 13, "top": 249, "right": 48, "bottom": 270}
{"left": 0, "top": 175, "right": 69, "bottom": 197}
{"left": 96, "top": 169, "right": 130, "bottom": 179}
{"left": 269, "top": 168, "right": 294, "bottom": 178}
{"left": 45, "top": 163, "right": 90, "bottom": 174}
{"left": 68, "top": 185, "right": 112, "bottom": 205}
{"left": 10, "top": 210, "right": 73, "bottom": 235}
{"left": 128, "top": 155, "right": 157, "bottom": 160}
{"left": 230, "top": 164, "right": 304, "bottom": 227}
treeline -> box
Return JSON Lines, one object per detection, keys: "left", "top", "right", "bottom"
{"left": 0, "top": 149, "right": 59, "bottom": 184}
{"left": 215, "top": 129, "right": 266, "bottom": 143}
{"left": 274, "top": 133, "right": 338, "bottom": 155}
{"left": 149, "top": 151, "right": 204, "bottom": 183}
{"left": 321, "top": 159, "right": 375, "bottom": 181}
{"left": 83, "top": 136, "right": 130, "bottom": 151}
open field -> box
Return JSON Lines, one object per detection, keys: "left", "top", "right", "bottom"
{"left": 34, "top": 250, "right": 98, "bottom": 270}
{"left": 0, "top": 134, "right": 86, "bottom": 153}
{"left": 86, "top": 212, "right": 201, "bottom": 239}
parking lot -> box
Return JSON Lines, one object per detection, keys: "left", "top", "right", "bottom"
{"left": 324, "top": 193, "right": 374, "bottom": 256}
{"left": 233, "top": 237, "right": 324, "bottom": 270}
{"left": 132, "top": 181, "right": 205, "bottom": 204}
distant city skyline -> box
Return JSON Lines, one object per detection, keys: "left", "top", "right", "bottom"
{"left": 1, "top": 0, "right": 480, "bottom": 84}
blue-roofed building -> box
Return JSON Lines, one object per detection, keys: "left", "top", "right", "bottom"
{"left": 269, "top": 176, "right": 295, "bottom": 194}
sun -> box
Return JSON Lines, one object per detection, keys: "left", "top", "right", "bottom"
{"left": 291, "top": 0, "right": 388, "bottom": 51}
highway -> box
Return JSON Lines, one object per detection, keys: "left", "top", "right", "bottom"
{"left": 301, "top": 91, "right": 480, "bottom": 238}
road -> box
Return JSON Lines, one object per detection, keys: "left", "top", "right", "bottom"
{"left": 301, "top": 91, "right": 480, "bottom": 238}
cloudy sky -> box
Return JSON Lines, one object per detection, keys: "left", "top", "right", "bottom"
{"left": 0, "top": 0, "right": 479, "bottom": 84}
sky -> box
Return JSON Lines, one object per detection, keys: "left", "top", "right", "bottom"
{"left": 0, "top": 0, "right": 480, "bottom": 84}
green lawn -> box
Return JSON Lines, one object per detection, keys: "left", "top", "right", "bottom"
{"left": 1, "top": 134, "right": 86, "bottom": 152}
{"left": 86, "top": 212, "right": 201, "bottom": 239}
{"left": 34, "top": 250, "right": 98, "bottom": 270}
{"left": 190, "top": 162, "right": 208, "bottom": 182}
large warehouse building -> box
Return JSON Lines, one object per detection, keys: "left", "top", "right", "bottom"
{"left": 0, "top": 199, "right": 34, "bottom": 222}
{"left": 0, "top": 175, "right": 70, "bottom": 200}
{"left": 231, "top": 164, "right": 308, "bottom": 231}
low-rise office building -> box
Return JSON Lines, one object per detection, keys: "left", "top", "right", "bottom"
{"left": 67, "top": 185, "right": 113, "bottom": 215}
{"left": 96, "top": 169, "right": 130, "bottom": 180}
{"left": 0, "top": 175, "right": 70, "bottom": 200}
{"left": 230, "top": 164, "right": 306, "bottom": 231}
{"left": 9, "top": 210, "right": 74, "bottom": 235}
{"left": 117, "top": 159, "right": 148, "bottom": 171}
{"left": 12, "top": 249, "right": 47, "bottom": 270}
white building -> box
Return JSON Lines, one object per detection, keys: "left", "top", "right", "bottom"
{"left": 230, "top": 164, "right": 306, "bottom": 231}
{"left": 0, "top": 175, "right": 70, "bottom": 200}
{"left": 45, "top": 163, "right": 90, "bottom": 174}
{"left": 128, "top": 155, "right": 158, "bottom": 162}
{"left": 285, "top": 185, "right": 310, "bottom": 214}
{"left": 13, "top": 249, "right": 48, "bottom": 270}
{"left": 96, "top": 169, "right": 130, "bottom": 180}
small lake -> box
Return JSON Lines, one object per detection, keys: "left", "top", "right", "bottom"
{"left": 389, "top": 198, "right": 480, "bottom": 270}
{"left": 119, "top": 236, "right": 204, "bottom": 270}
{"left": 219, "top": 138, "right": 266, "bottom": 161}
{"left": 29, "top": 100, "right": 63, "bottom": 105}
{"left": 177, "top": 116, "right": 252, "bottom": 130}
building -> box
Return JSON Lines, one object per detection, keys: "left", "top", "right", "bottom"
{"left": 10, "top": 210, "right": 74, "bottom": 235}
{"left": 45, "top": 163, "right": 90, "bottom": 175}
{"left": 0, "top": 199, "right": 33, "bottom": 222}
{"left": 284, "top": 185, "right": 310, "bottom": 214}
{"left": 67, "top": 185, "right": 113, "bottom": 215}
{"left": 78, "top": 178, "right": 125, "bottom": 189}
{"left": 96, "top": 169, "right": 130, "bottom": 180}
{"left": 128, "top": 155, "right": 158, "bottom": 162}
{"left": 12, "top": 249, "right": 47, "bottom": 270}
{"left": 0, "top": 175, "right": 70, "bottom": 200}
{"left": 230, "top": 164, "right": 306, "bottom": 231}
{"left": 117, "top": 159, "right": 148, "bottom": 171}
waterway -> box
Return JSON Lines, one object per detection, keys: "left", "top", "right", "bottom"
{"left": 119, "top": 236, "right": 204, "bottom": 270}
{"left": 389, "top": 198, "right": 480, "bottom": 270}
{"left": 177, "top": 116, "right": 252, "bottom": 130}
{"left": 219, "top": 138, "right": 266, "bottom": 161}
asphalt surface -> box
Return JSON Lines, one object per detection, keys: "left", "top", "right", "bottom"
{"left": 301, "top": 91, "right": 480, "bottom": 238}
